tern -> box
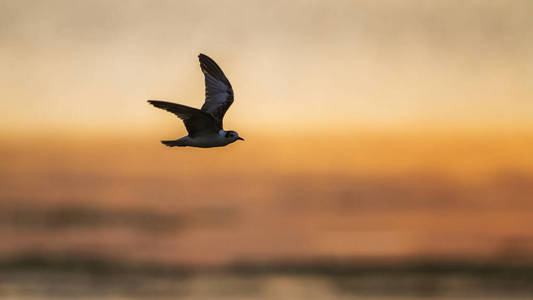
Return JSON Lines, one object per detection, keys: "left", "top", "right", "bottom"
{"left": 148, "top": 54, "right": 244, "bottom": 148}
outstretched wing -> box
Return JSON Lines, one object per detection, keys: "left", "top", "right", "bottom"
{"left": 148, "top": 100, "right": 218, "bottom": 137}
{"left": 198, "top": 54, "right": 234, "bottom": 128}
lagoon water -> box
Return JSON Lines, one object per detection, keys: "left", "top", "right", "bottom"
{"left": 2, "top": 267, "right": 533, "bottom": 300}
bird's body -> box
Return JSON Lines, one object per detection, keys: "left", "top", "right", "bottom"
{"left": 148, "top": 54, "right": 244, "bottom": 148}
{"left": 162, "top": 131, "right": 235, "bottom": 148}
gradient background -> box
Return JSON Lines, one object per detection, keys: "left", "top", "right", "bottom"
{"left": 1, "top": 0, "right": 533, "bottom": 299}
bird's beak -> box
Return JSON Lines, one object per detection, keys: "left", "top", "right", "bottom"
{"left": 237, "top": 137, "right": 245, "bottom": 141}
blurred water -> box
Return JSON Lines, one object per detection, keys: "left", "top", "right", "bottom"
{"left": 2, "top": 136, "right": 533, "bottom": 299}
{"left": 1, "top": 268, "right": 532, "bottom": 300}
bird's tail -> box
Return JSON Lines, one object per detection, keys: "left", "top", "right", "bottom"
{"left": 161, "top": 139, "right": 187, "bottom": 147}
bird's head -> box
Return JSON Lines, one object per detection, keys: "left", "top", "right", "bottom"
{"left": 224, "top": 130, "right": 244, "bottom": 143}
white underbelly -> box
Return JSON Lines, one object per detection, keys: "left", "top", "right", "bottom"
{"left": 188, "top": 135, "right": 229, "bottom": 148}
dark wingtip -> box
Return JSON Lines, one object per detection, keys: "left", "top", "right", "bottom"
{"left": 198, "top": 53, "right": 207, "bottom": 62}
{"left": 147, "top": 100, "right": 168, "bottom": 109}
{"left": 198, "top": 53, "right": 214, "bottom": 66}
{"left": 197, "top": 53, "right": 231, "bottom": 87}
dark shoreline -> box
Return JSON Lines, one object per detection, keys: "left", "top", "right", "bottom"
{"left": 2, "top": 252, "right": 533, "bottom": 277}
{"left": 2, "top": 253, "right": 533, "bottom": 298}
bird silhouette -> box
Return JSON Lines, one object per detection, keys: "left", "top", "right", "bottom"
{"left": 148, "top": 54, "right": 243, "bottom": 148}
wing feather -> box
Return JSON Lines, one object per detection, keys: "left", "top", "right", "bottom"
{"left": 148, "top": 100, "right": 218, "bottom": 137}
{"left": 198, "top": 54, "right": 234, "bottom": 128}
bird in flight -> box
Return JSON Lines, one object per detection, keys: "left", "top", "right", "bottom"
{"left": 148, "top": 54, "right": 244, "bottom": 148}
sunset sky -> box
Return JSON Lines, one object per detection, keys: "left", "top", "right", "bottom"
{"left": 1, "top": 0, "right": 533, "bottom": 269}
{"left": 1, "top": 0, "right": 532, "bottom": 137}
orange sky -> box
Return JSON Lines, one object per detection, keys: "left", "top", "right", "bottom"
{"left": 2, "top": 131, "right": 533, "bottom": 264}
{"left": 1, "top": 0, "right": 533, "bottom": 136}
{"left": 3, "top": 1, "right": 533, "bottom": 267}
